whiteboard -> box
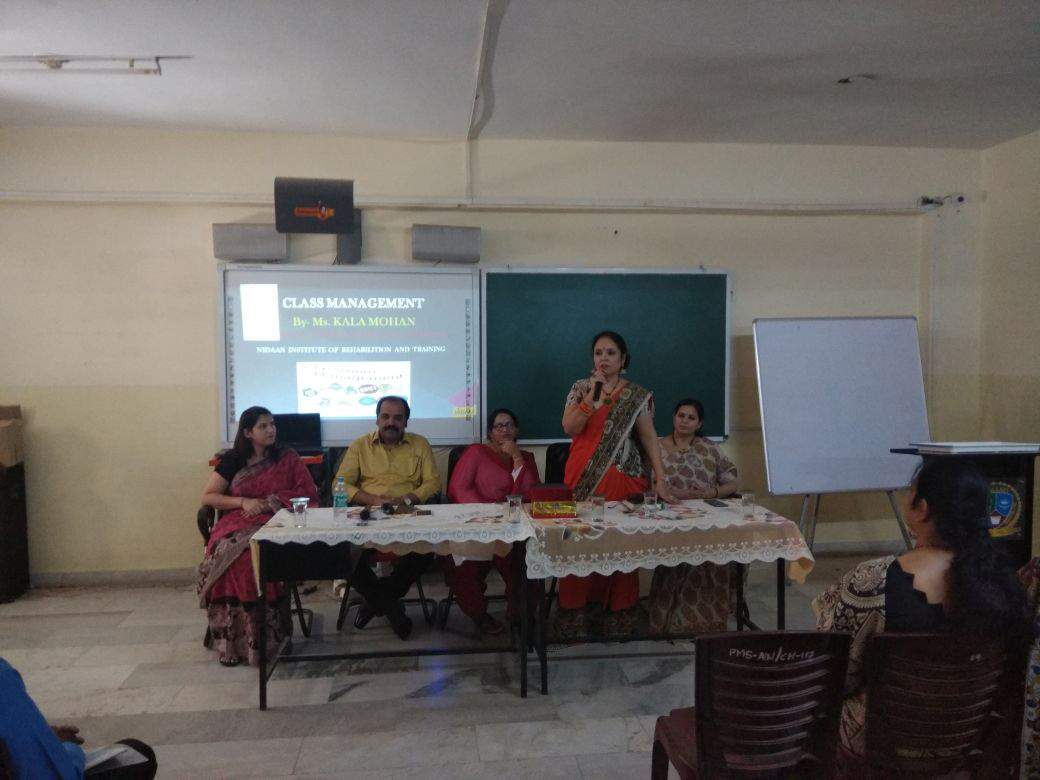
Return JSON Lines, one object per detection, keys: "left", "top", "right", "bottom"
{"left": 753, "top": 317, "right": 928, "bottom": 495}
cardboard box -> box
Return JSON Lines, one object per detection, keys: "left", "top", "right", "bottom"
{"left": 0, "top": 406, "right": 24, "bottom": 467}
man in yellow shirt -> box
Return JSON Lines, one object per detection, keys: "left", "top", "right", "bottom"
{"left": 336, "top": 396, "right": 439, "bottom": 639}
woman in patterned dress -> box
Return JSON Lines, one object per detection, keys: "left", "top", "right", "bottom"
{"left": 557, "top": 330, "right": 676, "bottom": 639}
{"left": 647, "top": 398, "right": 739, "bottom": 635}
{"left": 812, "top": 458, "right": 1028, "bottom": 761}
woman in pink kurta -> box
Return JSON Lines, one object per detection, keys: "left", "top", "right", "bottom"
{"left": 446, "top": 408, "right": 540, "bottom": 634}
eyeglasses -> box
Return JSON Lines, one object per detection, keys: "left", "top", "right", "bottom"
{"left": 491, "top": 422, "right": 517, "bottom": 430}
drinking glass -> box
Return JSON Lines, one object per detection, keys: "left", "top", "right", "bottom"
{"left": 643, "top": 489, "right": 658, "bottom": 518}
{"left": 742, "top": 491, "right": 756, "bottom": 521}
{"left": 506, "top": 494, "right": 523, "bottom": 523}
{"left": 290, "top": 496, "right": 310, "bottom": 528}
{"left": 590, "top": 494, "right": 606, "bottom": 522}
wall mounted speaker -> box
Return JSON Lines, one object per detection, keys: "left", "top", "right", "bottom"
{"left": 274, "top": 177, "right": 354, "bottom": 234}
{"left": 411, "top": 224, "right": 481, "bottom": 264}
{"left": 212, "top": 223, "right": 288, "bottom": 262}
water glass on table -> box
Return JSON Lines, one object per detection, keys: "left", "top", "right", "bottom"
{"left": 590, "top": 494, "right": 606, "bottom": 522}
{"left": 506, "top": 493, "right": 523, "bottom": 523}
{"left": 643, "top": 489, "right": 658, "bottom": 518}
{"left": 290, "top": 496, "right": 310, "bottom": 528}
{"left": 741, "top": 491, "right": 756, "bottom": 521}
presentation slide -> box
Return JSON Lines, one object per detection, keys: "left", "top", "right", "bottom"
{"left": 221, "top": 266, "right": 479, "bottom": 445}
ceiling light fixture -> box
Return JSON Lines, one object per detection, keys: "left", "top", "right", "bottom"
{"left": 0, "top": 54, "right": 191, "bottom": 75}
{"left": 836, "top": 73, "right": 879, "bottom": 85}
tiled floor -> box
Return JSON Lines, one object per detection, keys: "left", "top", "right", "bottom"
{"left": 0, "top": 556, "right": 858, "bottom": 778}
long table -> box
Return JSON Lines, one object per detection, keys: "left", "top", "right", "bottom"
{"left": 249, "top": 499, "right": 813, "bottom": 708}
{"left": 250, "top": 503, "right": 537, "bottom": 709}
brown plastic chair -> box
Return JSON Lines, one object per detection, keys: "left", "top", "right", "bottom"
{"left": 844, "top": 632, "right": 1029, "bottom": 778}
{"left": 652, "top": 631, "right": 851, "bottom": 779}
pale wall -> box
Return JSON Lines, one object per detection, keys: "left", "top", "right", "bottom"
{"left": 0, "top": 127, "right": 985, "bottom": 575}
{"left": 979, "top": 129, "right": 1040, "bottom": 441}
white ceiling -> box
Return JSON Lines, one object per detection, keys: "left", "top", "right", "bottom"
{"left": 1, "top": 0, "right": 1038, "bottom": 149}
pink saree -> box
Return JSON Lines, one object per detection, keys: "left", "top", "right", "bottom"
{"left": 196, "top": 449, "right": 318, "bottom": 665}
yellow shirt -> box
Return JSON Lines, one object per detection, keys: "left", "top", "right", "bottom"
{"left": 336, "top": 431, "right": 440, "bottom": 503}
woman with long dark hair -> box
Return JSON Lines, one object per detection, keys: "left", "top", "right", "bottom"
{"left": 814, "top": 457, "right": 1028, "bottom": 756}
{"left": 197, "top": 406, "right": 318, "bottom": 666}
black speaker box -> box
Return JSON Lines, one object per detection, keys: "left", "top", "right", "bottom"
{"left": 274, "top": 177, "right": 355, "bottom": 234}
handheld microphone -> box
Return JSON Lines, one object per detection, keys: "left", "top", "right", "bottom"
{"left": 592, "top": 381, "right": 603, "bottom": 402}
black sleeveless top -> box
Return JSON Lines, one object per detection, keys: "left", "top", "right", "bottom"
{"left": 884, "top": 558, "right": 948, "bottom": 631}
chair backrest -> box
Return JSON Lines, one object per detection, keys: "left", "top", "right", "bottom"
{"left": 544, "top": 442, "right": 570, "bottom": 485}
{"left": 694, "top": 630, "right": 851, "bottom": 777}
{"left": 444, "top": 445, "right": 468, "bottom": 499}
{"left": 861, "top": 632, "right": 1027, "bottom": 775}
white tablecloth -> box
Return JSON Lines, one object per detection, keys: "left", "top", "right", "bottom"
{"left": 253, "top": 503, "right": 532, "bottom": 559}
{"left": 524, "top": 499, "right": 814, "bottom": 582}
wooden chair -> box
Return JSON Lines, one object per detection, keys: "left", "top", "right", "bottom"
{"left": 197, "top": 505, "right": 312, "bottom": 639}
{"left": 652, "top": 631, "right": 851, "bottom": 779}
{"left": 843, "top": 632, "right": 1029, "bottom": 778}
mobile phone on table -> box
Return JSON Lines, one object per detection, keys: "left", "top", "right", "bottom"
{"left": 704, "top": 498, "right": 728, "bottom": 508}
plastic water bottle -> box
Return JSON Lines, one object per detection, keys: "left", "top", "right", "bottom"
{"left": 333, "top": 476, "right": 348, "bottom": 522}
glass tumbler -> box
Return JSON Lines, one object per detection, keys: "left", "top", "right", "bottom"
{"left": 643, "top": 489, "right": 658, "bottom": 518}
{"left": 741, "top": 491, "right": 756, "bottom": 521}
{"left": 506, "top": 494, "right": 523, "bottom": 523}
{"left": 290, "top": 496, "right": 310, "bottom": 528}
{"left": 590, "top": 494, "right": 606, "bottom": 522}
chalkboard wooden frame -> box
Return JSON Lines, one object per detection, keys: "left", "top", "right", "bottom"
{"left": 481, "top": 267, "right": 731, "bottom": 444}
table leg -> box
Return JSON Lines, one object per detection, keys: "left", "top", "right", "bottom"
{"left": 258, "top": 545, "right": 268, "bottom": 711}
{"left": 776, "top": 559, "right": 786, "bottom": 630}
{"left": 733, "top": 562, "right": 745, "bottom": 631}
{"left": 513, "top": 541, "right": 528, "bottom": 698}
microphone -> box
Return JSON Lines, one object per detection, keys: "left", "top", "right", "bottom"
{"left": 592, "top": 381, "right": 603, "bottom": 402}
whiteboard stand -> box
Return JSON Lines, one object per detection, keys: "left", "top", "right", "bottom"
{"left": 796, "top": 491, "right": 912, "bottom": 557}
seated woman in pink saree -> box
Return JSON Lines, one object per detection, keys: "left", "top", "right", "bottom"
{"left": 197, "top": 406, "right": 318, "bottom": 666}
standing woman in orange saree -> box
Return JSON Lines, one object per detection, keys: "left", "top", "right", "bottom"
{"left": 558, "top": 331, "right": 676, "bottom": 639}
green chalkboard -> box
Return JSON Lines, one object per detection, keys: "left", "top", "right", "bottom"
{"left": 483, "top": 270, "right": 729, "bottom": 441}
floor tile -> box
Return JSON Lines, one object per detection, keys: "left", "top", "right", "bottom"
{"left": 295, "top": 726, "right": 478, "bottom": 773}
{"left": 154, "top": 737, "right": 302, "bottom": 777}
{"left": 477, "top": 716, "right": 646, "bottom": 761}
{"left": 577, "top": 750, "right": 654, "bottom": 779}
{"left": 168, "top": 677, "right": 332, "bottom": 712}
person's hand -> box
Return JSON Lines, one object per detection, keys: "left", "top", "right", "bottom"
{"left": 51, "top": 725, "right": 84, "bottom": 744}
{"left": 585, "top": 369, "right": 608, "bottom": 403}
{"left": 499, "top": 439, "right": 523, "bottom": 464}
{"left": 241, "top": 498, "right": 266, "bottom": 516}
{"left": 656, "top": 479, "right": 680, "bottom": 505}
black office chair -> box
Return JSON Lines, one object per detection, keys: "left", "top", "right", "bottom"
{"left": 544, "top": 441, "right": 570, "bottom": 484}
{"left": 196, "top": 505, "right": 313, "bottom": 643}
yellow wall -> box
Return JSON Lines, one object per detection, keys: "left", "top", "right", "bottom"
{"left": 0, "top": 126, "right": 1003, "bottom": 576}
{"left": 979, "top": 129, "right": 1040, "bottom": 441}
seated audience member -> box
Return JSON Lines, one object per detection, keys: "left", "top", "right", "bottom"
{"left": 197, "top": 406, "right": 319, "bottom": 667}
{"left": 648, "top": 398, "right": 739, "bottom": 635}
{"left": 336, "top": 395, "right": 439, "bottom": 639}
{"left": 445, "top": 408, "right": 540, "bottom": 634}
{"left": 813, "top": 458, "right": 1029, "bottom": 758}
{"left": 0, "top": 658, "right": 157, "bottom": 778}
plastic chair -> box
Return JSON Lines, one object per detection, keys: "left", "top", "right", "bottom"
{"left": 652, "top": 630, "right": 851, "bottom": 779}
{"left": 197, "top": 505, "right": 312, "bottom": 640}
{"left": 845, "top": 631, "right": 1029, "bottom": 778}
